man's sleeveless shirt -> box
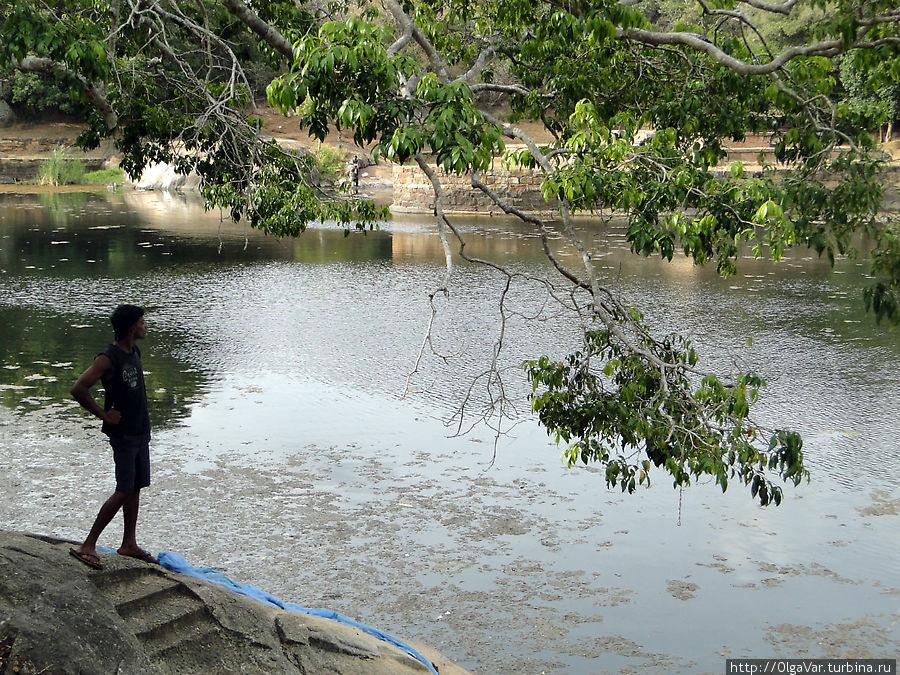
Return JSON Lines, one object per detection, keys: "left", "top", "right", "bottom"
{"left": 100, "top": 344, "right": 150, "bottom": 437}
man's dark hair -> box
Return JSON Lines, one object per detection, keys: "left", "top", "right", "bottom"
{"left": 110, "top": 304, "right": 144, "bottom": 340}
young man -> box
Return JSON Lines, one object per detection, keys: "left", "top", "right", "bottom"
{"left": 69, "top": 304, "right": 157, "bottom": 569}
{"left": 350, "top": 155, "right": 360, "bottom": 193}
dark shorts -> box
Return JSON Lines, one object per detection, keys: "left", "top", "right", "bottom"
{"left": 110, "top": 433, "right": 151, "bottom": 493}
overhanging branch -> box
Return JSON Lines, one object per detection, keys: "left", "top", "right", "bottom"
{"left": 619, "top": 25, "right": 899, "bottom": 75}
{"left": 220, "top": 0, "right": 294, "bottom": 60}
{"left": 12, "top": 56, "right": 118, "bottom": 130}
{"left": 736, "top": 0, "right": 799, "bottom": 14}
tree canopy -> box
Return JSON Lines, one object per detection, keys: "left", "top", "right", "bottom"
{"left": 3, "top": 0, "right": 898, "bottom": 505}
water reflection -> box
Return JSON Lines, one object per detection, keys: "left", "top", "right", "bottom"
{"left": 0, "top": 304, "right": 206, "bottom": 425}
{"left": 1, "top": 190, "right": 898, "bottom": 673}
{"left": 0, "top": 189, "right": 897, "bottom": 451}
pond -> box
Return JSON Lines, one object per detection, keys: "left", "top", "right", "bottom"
{"left": 0, "top": 189, "right": 897, "bottom": 673}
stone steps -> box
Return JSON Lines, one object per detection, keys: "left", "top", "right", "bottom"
{"left": 90, "top": 566, "right": 177, "bottom": 603}
{"left": 89, "top": 564, "right": 227, "bottom": 668}
{"left": 119, "top": 586, "right": 208, "bottom": 637}
{"left": 134, "top": 605, "right": 221, "bottom": 659}
{"left": 147, "top": 627, "right": 239, "bottom": 674}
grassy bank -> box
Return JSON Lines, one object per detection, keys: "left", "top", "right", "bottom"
{"left": 37, "top": 147, "right": 124, "bottom": 186}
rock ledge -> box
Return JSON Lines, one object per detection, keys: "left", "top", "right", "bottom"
{"left": 0, "top": 530, "right": 470, "bottom": 674}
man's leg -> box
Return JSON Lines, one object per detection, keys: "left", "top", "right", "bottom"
{"left": 109, "top": 433, "right": 155, "bottom": 560}
{"left": 117, "top": 490, "right": 157, "bottom": 562}
{"left": 76, "top": 491, "right": 128, "bottom": 556}
{"left": 120, "top": 490, "right": 140, "bottom": 551}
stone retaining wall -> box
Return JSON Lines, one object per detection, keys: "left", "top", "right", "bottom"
{"left": 392, "top": 161, "right": 900, "bottom": 215}
{"left": 391, "top": 165, "right": 559, "bottom": 215}
{"left": 880, "top": 165, "right": 900, "bottom": 212}
{"left": 0, "top": 138, "right": 82, "bottom": 154}
{"left": 0, "top": 157, "right": 106, "bottom": 183}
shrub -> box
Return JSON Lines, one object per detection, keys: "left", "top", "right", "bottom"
{"left": 83, "top": 167, "right": 126, "bottom": 184}
{"left": 9, "top": 71, "right": 78, "bottom": 116}
{"left": 315, "top": 145, "right": 344, "bottom": 179}
{"left": 37, "top": 147, "right": 85, "bottom": 186}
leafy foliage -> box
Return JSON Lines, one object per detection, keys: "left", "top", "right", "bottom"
{"left": 315, "top": 145, "right": 345, "bottom": 179}
{"left": 840, "top": 50, "right": 900, "bottom": 133}
{"left": 525, "top": 327, "right": 806, "bottom": 506}
{"left": 864, "top": 222, "right": 900, "bottom": 323}
{"left": 7, "top": 70, "right": 79, "bottom": 115}
{"left": 82, "top": 167, "right": 126, "bottom": 185}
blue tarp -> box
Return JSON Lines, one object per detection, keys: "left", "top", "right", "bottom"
{"left": 156, "top": 551, "right": 439, "bottom": 675}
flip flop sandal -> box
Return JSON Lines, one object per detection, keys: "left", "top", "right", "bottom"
{"left": 69, "top": 548, "right": 103, "bottom": 570}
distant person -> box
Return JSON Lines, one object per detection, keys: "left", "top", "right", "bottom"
{"left": 69, "top": 304, "right": 157, "bottom": 569}
{"left": 350, "top": 155, "right": 360, "bottom": 194}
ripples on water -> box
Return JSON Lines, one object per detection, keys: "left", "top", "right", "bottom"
{"left": 1, "top": 191, "right": 897, "bottom": 485}
{"left": 1, "top": 191, "right": 898, "bottom": 672}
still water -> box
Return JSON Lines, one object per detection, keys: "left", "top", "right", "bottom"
{"left": 0, "top": 189, "right": 898, "bottom": 673}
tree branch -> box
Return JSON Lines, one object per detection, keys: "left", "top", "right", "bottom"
{"left": 414, "top": 153, "right": 455, "bottom": 293}
{"left": 618, "top": 26, "right": 893, "bottom": 75}
{"left": 387, "top": 17, "right": 414, "bottom": 56}
{"left": 469, "top": 171, "right": 587, "bottom": 290}
{"left": 735, "top": 0, "right": 798, "bottom": 14}
{"left": 381, "top": 0, "right": 450, "bottom": 83}
{"left": 455, "top": 45, "right": 497, "bottom": 85}
{"left": 12, "top": 56, "right": 117, "bottom": 129}
{"left": 220, "top": 0, "right": 294, "bottom": 59}
{"left": 470, "top": 83, "right": 531, "bottom": 96}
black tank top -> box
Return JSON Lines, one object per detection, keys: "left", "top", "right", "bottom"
{"left": 100, "top": 344, "right": 150, "bottom": 437}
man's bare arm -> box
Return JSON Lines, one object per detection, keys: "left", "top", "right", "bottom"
{"left": 70, "top": 355, "right": 120, "bottom": 425}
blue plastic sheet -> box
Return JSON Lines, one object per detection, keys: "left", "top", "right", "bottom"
{"left": 157, "top": 551, "right": 439, "bottom": 675}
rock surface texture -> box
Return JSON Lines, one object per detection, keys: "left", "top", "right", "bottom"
{"left": 0, "top": 100, "right": 16, "bottom": 126}
{"left": 0, "top": 531, "right": 470, "bottom": 675}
